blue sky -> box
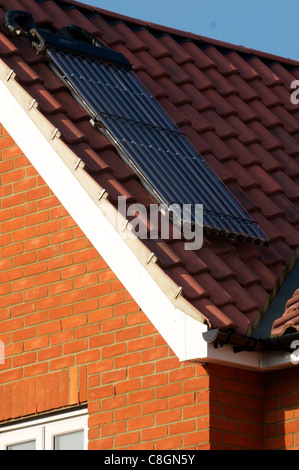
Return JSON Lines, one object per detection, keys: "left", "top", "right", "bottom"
{"left": 86, "top": 0, "right": 299, "bottom": 61}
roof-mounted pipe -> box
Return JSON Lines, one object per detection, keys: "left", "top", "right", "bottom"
{"left": 2, "top": 10, "right": 132, "bottom": 69}
{"left": 2, "top": 10, "right": 36, "bottom": 38}
{"left": 56, "top": 24, "right": 106, "bottom": 49}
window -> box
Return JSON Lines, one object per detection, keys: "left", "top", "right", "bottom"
{"left": 0, "top": 407, "right": 88, "bottom": 450}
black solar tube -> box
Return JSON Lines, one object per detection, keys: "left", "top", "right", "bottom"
{"left": 107, "top": 66, "right": 170, "bottom": 126}
{"left": 108, "top": 66, "right": 183, "bottom": 135}
{"left": 173, "top": 133, "right": 263, "bottom": 234}
{"left": 154, "top": 131, "right": 252, "bottom": 234}
{"left": 120, "top": 69, "right": 180, "bottom": 131}
{"left": 102, "top": 117, "right": 202, "bottom": 207}
{"left": 88, "top": 62, "right": 145, "bottom": 123}
{"left": 102, "top": 118, "right": 188, "bottom": 204}
{"left": 103, "top": 117, "right": 223, "bottom": 218}
{"left": 47, "top": 51, "right": 107, "bottom": 119}
{"left": 71, "top": 55, "right": 127, "bottom": 119}
{"left": 123, "top": 124, "right": 230, "bottom": 219}
{"left": 94, "top": 63, "right": 173, "bottom": 130}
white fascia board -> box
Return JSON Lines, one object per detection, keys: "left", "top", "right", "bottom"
{"left": 0, "top": 64, "right": 296, "bottom": 372}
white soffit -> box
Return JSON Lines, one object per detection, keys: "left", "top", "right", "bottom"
{"left": 0, "top": 60, "right": 295, "bottom": 372}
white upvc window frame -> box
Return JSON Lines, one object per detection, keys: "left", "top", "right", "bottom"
{"left": 44, "top": 413, "right": 88, "bottom": 450}
{"left": 0, "top": 426, "right": 43, "bottom": 450}
{"left": 0, "top": 407, "right": 88, "bottom": 450}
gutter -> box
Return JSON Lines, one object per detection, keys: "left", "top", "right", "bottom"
{"left": 203, "top": 328, "right": 299, "bottom": 353}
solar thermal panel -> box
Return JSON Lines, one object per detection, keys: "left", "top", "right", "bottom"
{"left": 42, "top": 37, "right": 268, "bottom": 245}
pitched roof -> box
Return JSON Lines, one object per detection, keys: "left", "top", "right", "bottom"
{"left": 272, "top": 289, "right": 299, "bottom": 336}
{"left": 0, "top": 0, "right": 298, "bottom": 338}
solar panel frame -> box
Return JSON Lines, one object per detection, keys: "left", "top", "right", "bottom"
{"left": 45, "top": 47, "right": 269, "bottom": 245}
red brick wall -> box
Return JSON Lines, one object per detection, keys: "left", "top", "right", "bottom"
{"left": 209, "top": 364, "right": 265, "bottom": 449}
{"left": 1, "top": 124, "right": 299, "bottom": 450}
{"left": 265, "top": 368, "right": 299, "bottom": 449}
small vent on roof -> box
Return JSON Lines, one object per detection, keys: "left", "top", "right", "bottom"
{"left": 2, "top": 11, "right": 269, "bottom": 247}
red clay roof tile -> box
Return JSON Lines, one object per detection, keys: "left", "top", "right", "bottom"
{"left": 226, "top": 95, "right": 259, "bottom": 124}
{"left": 246, "top": 257, "right": 278, "bottom": 291}
{"left": 204, "top": 46, "right": 239, "bottom": 76}
{"left": 182, "top": 85, "right": 214, "bottom": 113}
{"left": 247, "top": 166, "right": 284, "bottom": 196}
{"left": 202, "top": 153, "right": 237, "bottom": 184}
{"left": 249, "top": 101, "right": 283, "bottom": 129}
{"left": 135, "top": 28, "right": 169, "bottom": 58}
{"left": 227, "top": 139, "right": 260, "bottom": 167}
{"left": 226, "top": 115, "right": 260, "bottom": 145}
{"left": 0, "top": 0, "right": 298, "bottom": 338}
{"left": 273, "top": 171, "right": 299, "bottom": 201}
{"left": 271, "top": 127, "right": 299, "bottom": 156}
{"left": 270, "top": 63, "right": 299, "bottom": 90}
{"left": 38, "top": 0, "right": 76, "bottom": 30}
{"left": 196, "top": 247, "right": 235, "bottom": 281}
{"left": 206, "top": 67, "right": 238, "bottom": 97}
{"left": 271, "top": 106, "right": 299, "bottom": 135}
{"left": 248, "top": 121, "right": 283, "bottom": 151}
{"left": 64, "top": 8, "right": 102, "bottom": 37}
{"left": 90, "top": 15, "right": 125, "bottom": 47}
{"left": 227, "top": 74, "right": 260, "bottom": 102}
{"left": 4, "top": 55, "right": 43, "bottom": 84}
{"left": 157, "top": 77, "right": 192, "bottom": 106}
{"left": 159, "top": 34, "right": 193, "bottom": 66}
{"left": 226, "top": 161, "right": 259, "bottom": 191}
{"left": 181, "top": 127, "right": 212, "bottom": 155}
{"left": 224, "top": 51, "right": 261, "bottom": 82}
{"left": 203, "top": 90, "right": 236, "bottom": 118}
{"left": 247, "top": 57, "right": 283, "bottom": 87}
{"left": 221, "top": 252, "right": 262, "bottom": 287}
{"left": 272, "top": 85, "right": 299, "bottom": 113}
{"left": 247, "top": 144, "right": 283, "bottom": 172}
{"left": 0, "top": 32, "right": 20, "bottom": 56}
{"left": 25, "top": 83, "right": 65, "bottom": 115}
{"left": 272, "top": 289, "right": 299, "bottom": 335}
{"left": 200, "top": 132, "right": 236, "bottom": 162}
{"left": 183, "top": 64, "right": 216, "bottom": 92}
{"left": 181, "top": 41, "right": 216, "bottom": 71}
{"left": 19, "top": 0, "right": 53, "bottom": 26}
{"left": 113, "top": 44, "right": 146, "bottom": 71}
{"left": 71, "top": 144, "right": 113, "bottom": 175}
{"left": 113, "top": 23, "right": 148, "bottom": 54}
{"left": 0, "top": 0, "right": 24, "bottom": 10}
